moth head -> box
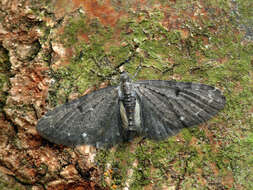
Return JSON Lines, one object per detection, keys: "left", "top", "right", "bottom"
{"left": 120, "top": 72, "right": 130, "bottom": 82}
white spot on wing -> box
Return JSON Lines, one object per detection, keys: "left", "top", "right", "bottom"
{"left": 67, "top": 132, "right": 70, "bottom": 136}
{"left": 195, "top": 109, "right": 203, "bottom": 116}
{"left": 82, "top": 133, "right": 87, "bottom": 138}
{"left": 192, "top": 84, "right": 200, "bottom": 90}
{"left": 180, "top": 116, "right": 185, "bottom": 121}
{"left": 208, "top": 93, "right": 213, "bottom": 103}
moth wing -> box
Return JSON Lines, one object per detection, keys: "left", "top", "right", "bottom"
{"left": 134, "top": 80, "right": 226, "bottom": 140}
{"left": 36, "top": 86, "right": 122, "bottom": 148}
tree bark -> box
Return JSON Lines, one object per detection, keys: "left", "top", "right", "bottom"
{"left": 0, "top": 0, "right": 252, "bottom": 190}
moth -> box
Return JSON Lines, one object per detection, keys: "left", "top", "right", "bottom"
{"left": 36, "top": 72, "right": 226, "bottom": 148}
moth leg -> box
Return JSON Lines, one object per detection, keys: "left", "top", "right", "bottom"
{"left": 137, "top": 136, "right": 147, "bottom": 146}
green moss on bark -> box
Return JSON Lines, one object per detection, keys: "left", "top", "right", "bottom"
{"left": 47, "top": 0, "right": 253, "bottom": 189}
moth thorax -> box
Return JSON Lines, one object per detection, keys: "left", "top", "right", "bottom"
{"left": 119, "top": 81, "right": 140, "bottom": 131}
{"left": 122, "top": 81, "right": 132, "bottom": 94}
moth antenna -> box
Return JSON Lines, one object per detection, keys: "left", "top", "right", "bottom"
{"left": 133, "top": 62, "right": 142, "bottom": 79}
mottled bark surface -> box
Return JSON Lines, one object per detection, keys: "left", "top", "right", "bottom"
{"left": 0, "top": 0, "right": 252, "bottom": 190}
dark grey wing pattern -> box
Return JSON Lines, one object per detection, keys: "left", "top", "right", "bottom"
{"left": 36, "top": 86, "right": 122, "bottom": 148}
{"left": 134, "top": 80, "right": 226, "bottom": 140}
